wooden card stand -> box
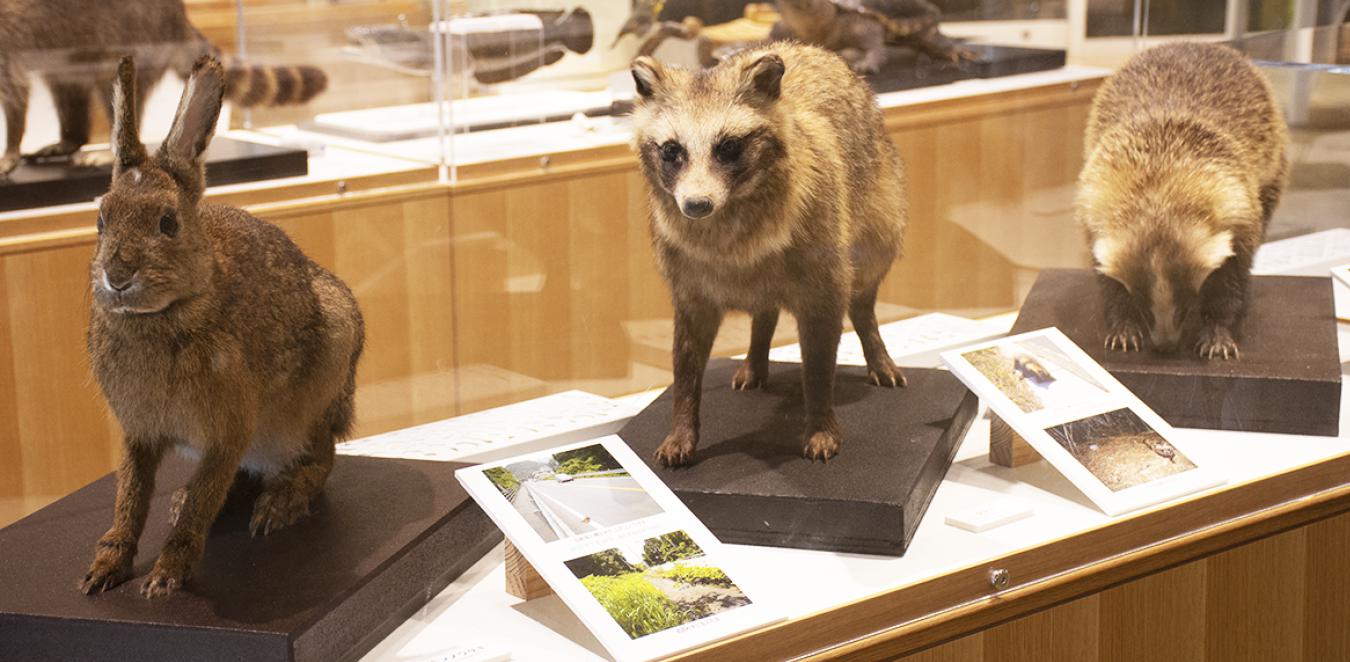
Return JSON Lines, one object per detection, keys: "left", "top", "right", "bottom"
{"left": 989, "top": 415, "right": 1040, "bottom": 468}
{"left": 504, "top": 541, "right": 552, "bottom": 601}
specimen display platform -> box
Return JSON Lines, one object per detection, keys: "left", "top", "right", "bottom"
{"left": 1012, "top": 269, "right": 1342, "bottom": 437}
{"left": 0, "top": 455, "right": 500, "bottom": 662}
{"left": 866, "top": 45, "right": 1066, "bottom": 94}
{"left": 620, "top": 359, "right": 979, "bottom": 556}
{"left": 0, "top": 138, "right": 309, "bottom": 212}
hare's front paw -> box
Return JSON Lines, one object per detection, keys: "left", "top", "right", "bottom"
{"left": 79, "top": 552, "right": 133, "bottom": 595}
{"left": 28, "top": 140, "right": 83, "bottom": 161}
{"left": 140, "top": 569, "right": 182, "bottom": 599}
{"left": 250, "top": 483, "right": 312, "bottom": 537}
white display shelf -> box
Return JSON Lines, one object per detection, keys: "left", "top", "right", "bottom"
{"left": 350, "top": 315, "right": 1349, "bottom": 662}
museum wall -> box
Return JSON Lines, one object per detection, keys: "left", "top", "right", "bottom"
{"left": 0, "top": 82, "right": 1097, "bottom": 527}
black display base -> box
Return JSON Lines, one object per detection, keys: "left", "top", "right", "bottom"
{"left": 0, "top": 138, "right": 309, "bottom": 212}
{"left": 1012, "top": 269, "right": 1342, "bottom": 437}
{"left": 864, "top": 44, "right": 1067, "bottom": 94}
{"left": 0, "top": 455, "right": 500, "bottom": 662}
{"left": 619, "top": 359, "right": 979, "bottom": 556}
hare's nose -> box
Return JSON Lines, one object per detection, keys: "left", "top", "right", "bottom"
{"left": 103, "top": 268, "right": 137, "bottom": 292}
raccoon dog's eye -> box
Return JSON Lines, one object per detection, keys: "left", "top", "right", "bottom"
{"left": 659, "top": 141, "right": 684, "bottom": 163}
{"left": 96, "top": 213, "right": 105, "bottom": 234}
{"left": 714, "top": 137, "right": 744, "bottom": 163}
{"left": 159, "top": 211, "right": 179, "bottom": 238}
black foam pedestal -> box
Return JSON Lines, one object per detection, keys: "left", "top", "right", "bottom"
{"left": 865, "top": 44, "right": 1067, "bottom": 94}
{"left": 0, "top": 455, "right": 500, "bottom": 662}
{"left": 620, "top": 359, "right": 979, "bottom": 556}
{"left": 1012, "top": 269, "right": 1342, "bottom": 437}
{"left": 0, "top": 138, "right": 309, "bottom": 212}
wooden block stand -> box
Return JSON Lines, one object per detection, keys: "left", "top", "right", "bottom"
{"left": 504, "top": 541, "right": 553, "bottom": 600}
{"left": 989, "top": 415, "right": 1039, "bottom": 468}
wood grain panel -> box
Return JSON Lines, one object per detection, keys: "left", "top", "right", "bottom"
{"left": 983, "top": 594, "right": 1099, "bottom": 662}
{"left": 0, "top": 259, "right": 21, "bottom": 507}
{"left": 899, "top": 634, "right": 983, "bottom": 662}
{"left": 4, "top": 244, "right": 117, "bottom": 507}
{"left": 1205, "top": 527, "right": 1308, "bottom": 662}
{"left": 1098, "top": 559, "right": 1206, "bottom": 662}
{"left": 1303, "top": 512, "right": 1350, "bottom": 661}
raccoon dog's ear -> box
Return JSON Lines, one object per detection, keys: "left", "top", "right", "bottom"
{"left": 1092, "top": 236, "right": 1128, "bottom": 289}
{"left": 111, "top": 57, "right": 148, "bottom": 177}
{"left": 740, "top": 54, "right": 784, "bottom": 104}
{"left": 632, "top": 57, "right": 664, "bottom": 100}
{"left": 158, "top": 56, "right": 225, "bottom": 187}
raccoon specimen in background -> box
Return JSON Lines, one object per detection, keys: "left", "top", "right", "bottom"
{"left": 629, "top": 42, "right": 908, "bottom": 466}
{"left": 1076, "top": 42, "right": 1288, "bottom": 360}
{"left": 0, "top": 0, "right": 327, "bottom": 176}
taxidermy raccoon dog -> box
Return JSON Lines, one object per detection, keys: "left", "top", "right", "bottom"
{"left": 79, "top": 58, "right": 363, "bottom": 599}
{"left": 0, "top": 0, "right": 327, "bottom": 176}
{"left": 630, "top": 42, "right": 908, "bottom": 466}
{"left": 1077, "top": 42, "right": 1288, "bottom": 360}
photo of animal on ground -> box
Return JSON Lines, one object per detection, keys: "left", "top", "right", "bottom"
{"left": 565, "top": 531, "right": 752, "bottom": 640}
{"left": 1045, "top": 408, "right": 1197, "bottom": 492}
{"left": 482, "top": 444, "right": 663, "bottom": 542}
{"left": 962, "top": 335, "right": 1110, "bottom": 414}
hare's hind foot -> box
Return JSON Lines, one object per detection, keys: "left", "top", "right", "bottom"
{"left": 249, "top": 443, "right": 334, "bottom": 537}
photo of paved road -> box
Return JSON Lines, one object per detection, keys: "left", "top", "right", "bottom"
{"left": 484, "top": 443, "right": 664, "bottom": 541}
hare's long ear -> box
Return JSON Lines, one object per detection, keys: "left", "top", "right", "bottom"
{"left": 157, "top": 56, "right": 224, "bottom": 190}
{"left": 111, "top": 57, "right": 148, "bottom": 177}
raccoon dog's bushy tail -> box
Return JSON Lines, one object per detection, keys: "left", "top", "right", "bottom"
{"left": 187, "top": 28, "right": 328, "bottom": 107}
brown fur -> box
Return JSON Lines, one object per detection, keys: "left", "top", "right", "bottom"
{"left": 78, "top": 58, "right": 362, "bottom": 599}
{"left": 1077, "top": 42, "right": 1288, "bottom": 359}
{"left": 0, "top": 0, "right": 326, "bottom": 176}
{"left": 773, "top": 0, "right": 969, "bottom": 73}
{"left": 630, "top": 42, "right": 907, "bottom": 466}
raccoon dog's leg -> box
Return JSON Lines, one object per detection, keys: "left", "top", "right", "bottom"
{"left": 250, "top": 421, "right": 336, "bottom": 537}
{"left": 849, "top": 283, "right": 905, "bottom": 387}
{"left": 1195, "top": 252, "right": 1251, "bottom": 360}
{"left": 0, "top": 60, "right": 29, "bottom": 176}
{"left": 797, "top": 304, "right": 844, "bottom": 462}
{"left": 29, "top": 80, "right": 92, "bottom": 160}
{"left": 733, "top": 309, "right": 779, "bottom": 391}
{"left": 141, "top": 429, "right": 251, "bottom": 598}
{"left": 1099, "top": 273, "right": 1145, "bottom": 352}
{"left": 79, "top": 439, "right": 168, "bottom": 594}
{"left": 655, "top": 297, "right": 724, "bottom": 467}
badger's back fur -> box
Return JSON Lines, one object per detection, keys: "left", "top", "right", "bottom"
{"left": 1076, "top": 43, "right": 1287, "bottom": 358}
{"left": 629, "top": 42, "right": 908, "bottom": 465}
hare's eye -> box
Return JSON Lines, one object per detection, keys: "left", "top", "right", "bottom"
{"left": 159, "top": 211, "right": 178, "bottom": 238}
{"left": 96, "top": 213, "right": 105, "bottom": 234}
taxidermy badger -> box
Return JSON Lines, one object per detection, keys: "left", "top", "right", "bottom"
{"left": 1076, "top": 43, "right": 1288, "bottom": 359}
{"left": 0, "top": 0, "right": 327, "bottom": 176}
{"left": 629, "top": 42, "right": 908, "bottom": 465}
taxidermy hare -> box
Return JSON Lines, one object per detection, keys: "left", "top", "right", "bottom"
{"left": 79, "top": 57, "right": 364, "bottom": 599}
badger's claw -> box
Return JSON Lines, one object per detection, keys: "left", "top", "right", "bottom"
{"left": 655, "top": 429, "right": 697, "bottom": 467}
{"left": 1104, "top": 326, "right": 1144, "bottom": 352}
{"left": 1196, "top": 327, "right": 1240, "bottom": 360}
{"left": 801, "top": 429, "right": 840, "bottom": 462}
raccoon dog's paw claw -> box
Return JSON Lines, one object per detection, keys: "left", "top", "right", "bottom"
{"left": 731, "top": 361, "right": 767, "bottom": 391}
{"left": 802, "top": 429, "right": 841, "bottom": 462}
{"left": 867, "top": 358, "right": 906, "bottom": 388}
{"left": 1104, "top": 327, "right": 1143, "bottom": 352}
{"left": 1196, "top": 328, "right": 1240, "bottom": 360}
{"left": 654, "top": 430, "right": 697, "bottom": 467}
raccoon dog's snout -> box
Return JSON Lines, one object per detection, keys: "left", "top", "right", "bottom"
{"left": 681, "top": 196, "right": 715, "bottom": 219}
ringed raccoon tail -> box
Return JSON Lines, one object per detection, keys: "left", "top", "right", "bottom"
{"left": 221, "top": 58, "right": 328, "bottom": 107}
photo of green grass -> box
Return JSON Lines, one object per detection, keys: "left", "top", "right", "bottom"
{"left": 565, "top": 531, "right": 751, "bottom": 639}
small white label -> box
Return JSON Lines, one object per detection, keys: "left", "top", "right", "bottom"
{"left": 414, "top": 644, "right": 511, "bottom": 662}
{"left": 945, "top": 500, "right": 1033, "bottom": 533}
